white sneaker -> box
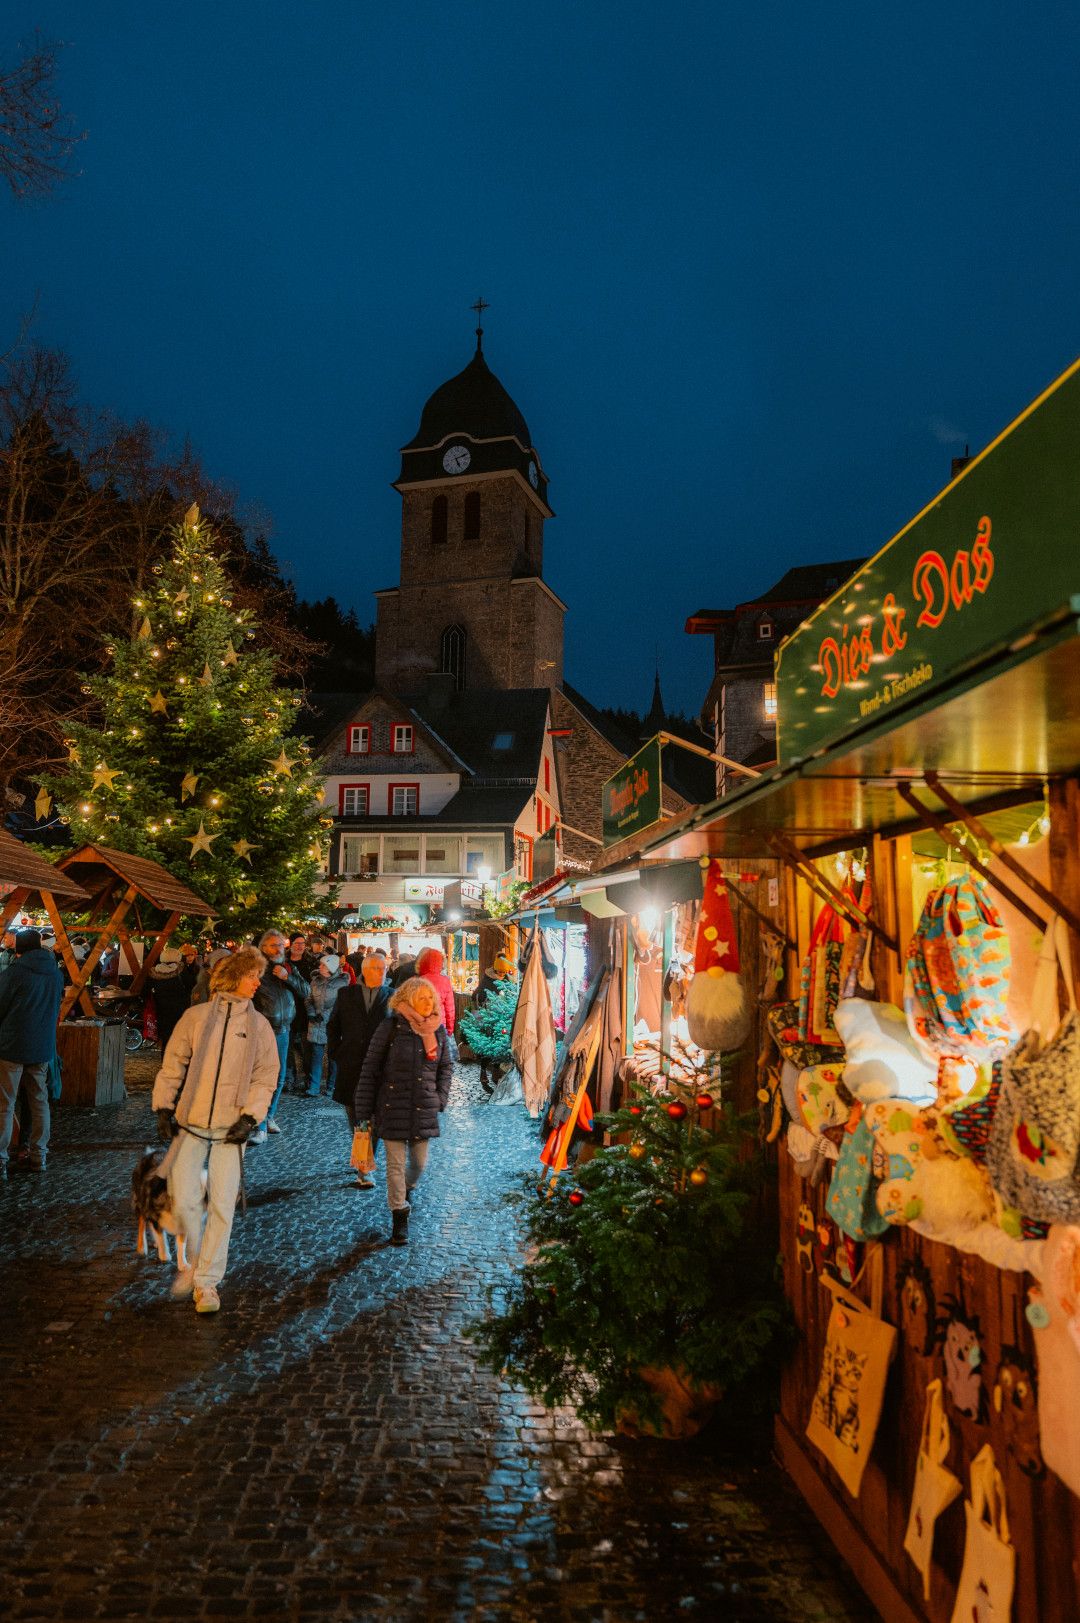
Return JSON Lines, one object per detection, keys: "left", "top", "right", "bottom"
{"left": 169, "top": 1268, "right": 195, "bottom": 1300}
{"left": 194, "top": 1285, "right": 220, "bottom": 1313}
{"left": 267, "top": 1119, "right": 282, "bottom": 1135}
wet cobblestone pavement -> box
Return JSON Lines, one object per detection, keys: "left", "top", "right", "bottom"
{"left": 0, "top": 1056, "right": 876, "bottom": 1621}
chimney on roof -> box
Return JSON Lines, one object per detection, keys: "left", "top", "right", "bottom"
{"left": 951, "top": 443, "right": 971, "bottom": 480}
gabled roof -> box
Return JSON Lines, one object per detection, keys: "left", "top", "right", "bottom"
{"left": 411, "top": 688, "right": 551, "bottom": 781}
{"left": 57, "top": 844, "right": 215, "bottom": 916}
{"left": 307, "top": 688, "right": 470, "bottom": 772}
{"left": 0, "top": 829, "right": 91, "bottom": 904}
{"left": 686, "top": 557, "right": 867, "bottom": 633}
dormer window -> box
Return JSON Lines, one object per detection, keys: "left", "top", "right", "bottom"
{"left": 392, "top": 723, "right": 414, "bottom": 754}
{"left": 348, "top": 724, "right": 370, "bottom": 754}
{"left": 757, "top": 618, "right": 774, "bottom": 641}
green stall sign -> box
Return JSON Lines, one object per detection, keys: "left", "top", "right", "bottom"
{"left": 776, "top": 357, "right": 1080, "bottom": 764}
{"left": 602, "top": 736, "right": 662, "bottom": 846}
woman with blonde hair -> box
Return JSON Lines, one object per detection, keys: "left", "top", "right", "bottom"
{"left": 151, "top": 945, "right": 280, "bottom": 1312}
{"left": 354, "top": 975, "right": 453, "bottom": 1246}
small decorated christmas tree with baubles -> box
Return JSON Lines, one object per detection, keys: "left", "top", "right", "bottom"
{"left": 470, "top": 1085, "right": 791, "bottom": 1436}
{"left": 40, "top": 506, "right": 330, "bottom": 934}
{"left": 459, "top": 978, "right": 518, "bottom": 1064}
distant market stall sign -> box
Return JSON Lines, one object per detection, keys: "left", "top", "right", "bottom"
{"left": 350, "top": 902, "right": 430, "bottom": 929}
{"left": 776, "top": 356, "right": 1080, "bottom": 764}
{"left": 602, "top": 736, "right": 662, "bottom": 846}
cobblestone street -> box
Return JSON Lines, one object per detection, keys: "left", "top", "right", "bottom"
{"left": 0, "top": 1057, "right": 874, "bottom": 1622}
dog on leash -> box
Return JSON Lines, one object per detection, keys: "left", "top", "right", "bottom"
{"left": 131, "top": 1149, "right": 191, "bottom": 1269}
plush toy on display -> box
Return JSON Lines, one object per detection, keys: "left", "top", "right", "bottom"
{"left": 686, "top": 857, "right": 751, "bottom": 1052}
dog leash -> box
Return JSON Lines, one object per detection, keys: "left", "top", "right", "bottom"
{"left": 176, "top": 1123, "right": 248, "bottom": 1216}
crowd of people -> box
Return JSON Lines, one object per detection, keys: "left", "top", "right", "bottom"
{"left": 0, "top": 924, "right": 502, "bottom": 1315}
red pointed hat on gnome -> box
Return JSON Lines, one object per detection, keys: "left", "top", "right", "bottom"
{"left": 686, "top": 858, "right": 751, "bottom": 1052}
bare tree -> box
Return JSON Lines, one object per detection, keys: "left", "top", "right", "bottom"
{"left": 0, "top": 33, "right": 83, "bottom": 200}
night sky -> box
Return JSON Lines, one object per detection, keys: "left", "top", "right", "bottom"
{"left": 5, "top": 2, "right": 1080, "bottom": 717}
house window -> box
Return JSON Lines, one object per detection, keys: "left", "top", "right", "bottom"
{"left": 763, "top": 681, "right": 778, "bottom": 721}
{"left": 423, "top": 835, "right": 462, "bottom": 875}
{"left": 440, "top": 625, "right": 467, "bottom": 692}
{"left": 514, "top": 833, "right": 533, "bottom": 881}
{"left": 392, "top": 724, "right": 414, "bottom": 754}
{"left": 339, "top": 784, "right": 370, "bottom": 816}
{"left": 348, "top": 724, "right": 369, "bottom": 754}
{"left": 389, "top": 783, "right": 419, "bottom": 816}
{"left": 341, "top": 834, "right": 379, "bottom": 877}
{"left": 492, "top": 730, "right": 514, "bottom": 751}
{"left": 431, "top": 495, "right": 448, "bottom": 545}
{"left": 757, "top": 619, "right": 774, "bottom": 641}
{"left": 463, "top": 490, "right": 481, "bottom": 540}
{"left": 383, "top": 834, "right": 421, "bottom": 873}
{"left": 466, "top": 834, "right": 504, "bottom": 876}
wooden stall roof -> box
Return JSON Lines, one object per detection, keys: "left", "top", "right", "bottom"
{"left": 56, "top": 843, "right": 215, "bottom": 916}
{"left": 640, "top": 608, "right": 1080, "bottom": 864}
{"left": 0, "top": 828, "right": 91, "bottom": 904}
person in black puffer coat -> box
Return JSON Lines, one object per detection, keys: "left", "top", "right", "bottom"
{"left": 250, "top": 929, "right": 309, "bottom": 1143}
{"left": 328, "top": 954, "right": 392, "bottom": 1188}
{"left": 354, "top": 976, "right": 452, "bottom": 1245}
{"left": 0, "top": 930, "right": 63, "bottom": 1175}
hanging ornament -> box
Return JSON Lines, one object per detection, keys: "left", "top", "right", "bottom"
{"left": 91, "top": 763, "right": 121, "bottom": 793}
{"left": 196, "top": 662, "right": 213, "bottom": 688}
{"left": 173, "top": 586, "right": 190, "bottom": 606}
{"left": 695, "top": 1091, "right": 715, "bottom": 1110}
{"left": 686, "top": 858, "right": 751, "bottom": 1052}
{"left": 243, "top": 891, "right": 257, "bottom": 907}
{"left": 184, "top": 503, "right": 200, "bottom": 529}
{"left": 689, "top": 1166, "right": 708, "bottom": 1187}
{"left": 186, "top": 820, "right": 219, "bottom": 859}
{"left": 628, "top": 1141, "right": 646, "bottom": 1161}
{"left": 232, "top": 838, "right": 259, "bottom": 864}
{"left": 568, "top": 1190, "right": 584, "bottom": 1207}
{"left": 180, "top": 771, "right": 200, "bottom": 802}
{"left": 268, "top": 747, "right": 296, "bottom": 778}
{"left": 152, "top": 563, "right": 163, "bottom": 574}
{"left": 148, "top": 689, "right": 169, "bottom": 715}
{"left": 222, "top": 641, "right": 239, "bottom": 667}
{"left": 137, "top": 617, "right": 152, "bottom": 640}
{"left": 34, "top": 786, "right": 52, "bottom": 821}
{"left": 628, "top": 1102, "right": 643, "bottom": 1116}
{"left": 666, "top": 1100, "right": 688, "bottom": 1121}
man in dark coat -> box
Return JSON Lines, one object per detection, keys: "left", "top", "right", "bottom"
{"left": 250, "top": 929, "right": 309, "bottom": 1143}
{"left": 0, "top": 930, "right": 63, "bottom": 1176}
{"left": 327, "top": 954, "right": 392, "bottom": 1187}
{"left": 354, "top": 977, "right": 452, "bottom": 1244}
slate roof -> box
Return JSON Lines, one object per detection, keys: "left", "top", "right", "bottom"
{"left": 402, "top": 347, "right": 532, "bottom": 451}
{"left": 688, "top": 557, "right": 867, "bottom": 672}
{"left": 418, "top": 688, "right": 550, "bottom": 780}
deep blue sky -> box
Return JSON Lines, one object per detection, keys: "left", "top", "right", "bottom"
{"left": 5, "top": 2, "right": 1080, "bottom": 716}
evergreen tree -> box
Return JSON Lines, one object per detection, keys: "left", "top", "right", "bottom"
{"left": 41, "top": 506, "right": 330, "bottom": 935}
{"left": 459, "top": 979, "right": 518, "bottom": 1063}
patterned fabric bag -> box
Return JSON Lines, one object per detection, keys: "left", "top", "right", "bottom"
{"left": 948, "top": 1444, "right": 1015, "bottom": 1623}
{"left": 767, "top": 999, "right": 844, "bottom": 1070}
{"left": 806, "top": 1244, "right": 897, "bottom": 1497}
{"left": 827, "top": 1103, "right": 889, "bottom": 1240}
{"left": 904, "top": 875, "right": 1012, "bottom": 1068}
{"left": 989, "top": 917, "right": 1080, "bottom": 1223}
{"left": 903, "top": 1378, "right": 962, "bottom": 1602}
{"left": 799, "top": 903, "right": 848, "bottom": 1046}
{"left": 941, "top": 1062, "right": 1001, "bottom": 1164}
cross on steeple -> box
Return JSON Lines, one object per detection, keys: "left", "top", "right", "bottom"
{"left": 471, "top": 295, "right": 490, "bottom": 352}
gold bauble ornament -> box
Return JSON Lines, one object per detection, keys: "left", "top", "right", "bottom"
{"left": 689, "top": 1167, "right": 708, "bottom": 1187}
{"left": 628, "top": 1142, "right": 646, "bottom": 1161}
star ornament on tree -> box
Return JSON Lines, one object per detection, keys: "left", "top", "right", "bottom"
{"left": 91, "top": 763, "right": 121, "bottom": 794}
{"left": 137, "top": 617, "right": 152, "bottom": 640}
{"left": 148, "top": 689, "right": 169, "bottom": 715}
{"left": 232, "top": 838, "right": 259, "bottom": 864}
{"left": 173, "top": 587, "right": 190, "bottom": 606}
{"left": 196, "top": 662, "right": 213, "bottom": 688}
{"left": 222, "top": 641, "right": 239, "bottom": 667}
{"left": 268, "top": 747, "right": 296, "bottom": 778}
{"left": 186, "top": 820, "right": 219, "bottom": 860}
{"left": 181, "top": 771, "right": 200, "bottom": 802}
{"left": 34, "top": 786, "right": 52, "bottom": 821}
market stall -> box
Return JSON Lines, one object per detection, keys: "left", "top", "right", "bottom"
{"left": 635, "top": 357, "right": 1080, "bottom": 1622}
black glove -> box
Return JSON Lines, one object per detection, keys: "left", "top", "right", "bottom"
{"left": 155, "top": 1108, "right": 178, "bottom": 1143}
{"left": 224, "top": 1113, "right": 258, "bottom": 1145}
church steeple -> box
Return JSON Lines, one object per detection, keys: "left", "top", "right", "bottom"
{"left": 644, "top": 668, "right": 666, "bottom": 739}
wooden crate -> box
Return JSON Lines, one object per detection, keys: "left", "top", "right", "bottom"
{"left": 56, "top": 1019, "right": 127, "bottom": 1107}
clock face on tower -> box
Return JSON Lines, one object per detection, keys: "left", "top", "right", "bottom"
{"left": 442, "top": 444, "right": 471, "bottom": 474}
{"left": 528, "top": 459, "right": 539, "bottom": 489}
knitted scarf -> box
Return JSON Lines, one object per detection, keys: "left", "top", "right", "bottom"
{"left": 396, "top": 1002, "right": 441, "bottom": 1059}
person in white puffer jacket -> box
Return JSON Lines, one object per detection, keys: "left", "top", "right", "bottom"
{"left": 151, "top": 946, "right": 279, "bottom": 1314}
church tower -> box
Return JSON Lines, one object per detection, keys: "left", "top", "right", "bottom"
{"left": 375, "top": 323, "right": 565, "bottom": 694}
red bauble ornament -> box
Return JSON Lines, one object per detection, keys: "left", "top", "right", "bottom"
{"left": 666, "top": 1100, "right": 688, "bottom": 1121}
{"left": 695, "top": 1092, "right": 714, "bottom": 1110}
{"left": 568, "top": 1189, "right": 584, "bottom": 1206}
{"left": 628, "top": 1104, "right": 643, "bottom": 1116}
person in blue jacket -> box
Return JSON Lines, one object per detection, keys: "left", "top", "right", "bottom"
{"left": 0, "top": 929, "right": 63, "bottom": 1177}
{"left": 354, "top": 976, "right": 452, "bottom": 1246}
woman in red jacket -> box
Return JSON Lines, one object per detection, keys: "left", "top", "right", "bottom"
{"left": 415, "top": 946, "right": 455, "bottom": 1035}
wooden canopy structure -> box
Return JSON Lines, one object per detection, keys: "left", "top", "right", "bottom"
{"left": 0, "top": 828, "right": 93, "bottom": 939}
{"left": 54, "top": 842, "right": 214, "bottom": 1020}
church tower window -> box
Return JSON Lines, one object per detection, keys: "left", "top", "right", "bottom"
{"left": 431, "top": 495, "right": 448, "bottom": 545}
{"left": 440, "top": 623, "right": 467, "bottom": 691}
{"left": 463, "top": 490, "right": 481, "bottom": 540}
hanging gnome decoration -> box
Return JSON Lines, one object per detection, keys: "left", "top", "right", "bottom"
{"left": 686, "top": 858, "right": 751, "bottom": 1051}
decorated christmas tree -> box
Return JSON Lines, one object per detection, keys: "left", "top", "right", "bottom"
{"left": 459, "top": 978, "right": 518, "bottom": 1063}
{"left": 40, "top": 506, "right": 330, "bottom": 935}
{"left": 470, "top": 1086, "right": 791, "bottom": 1434}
